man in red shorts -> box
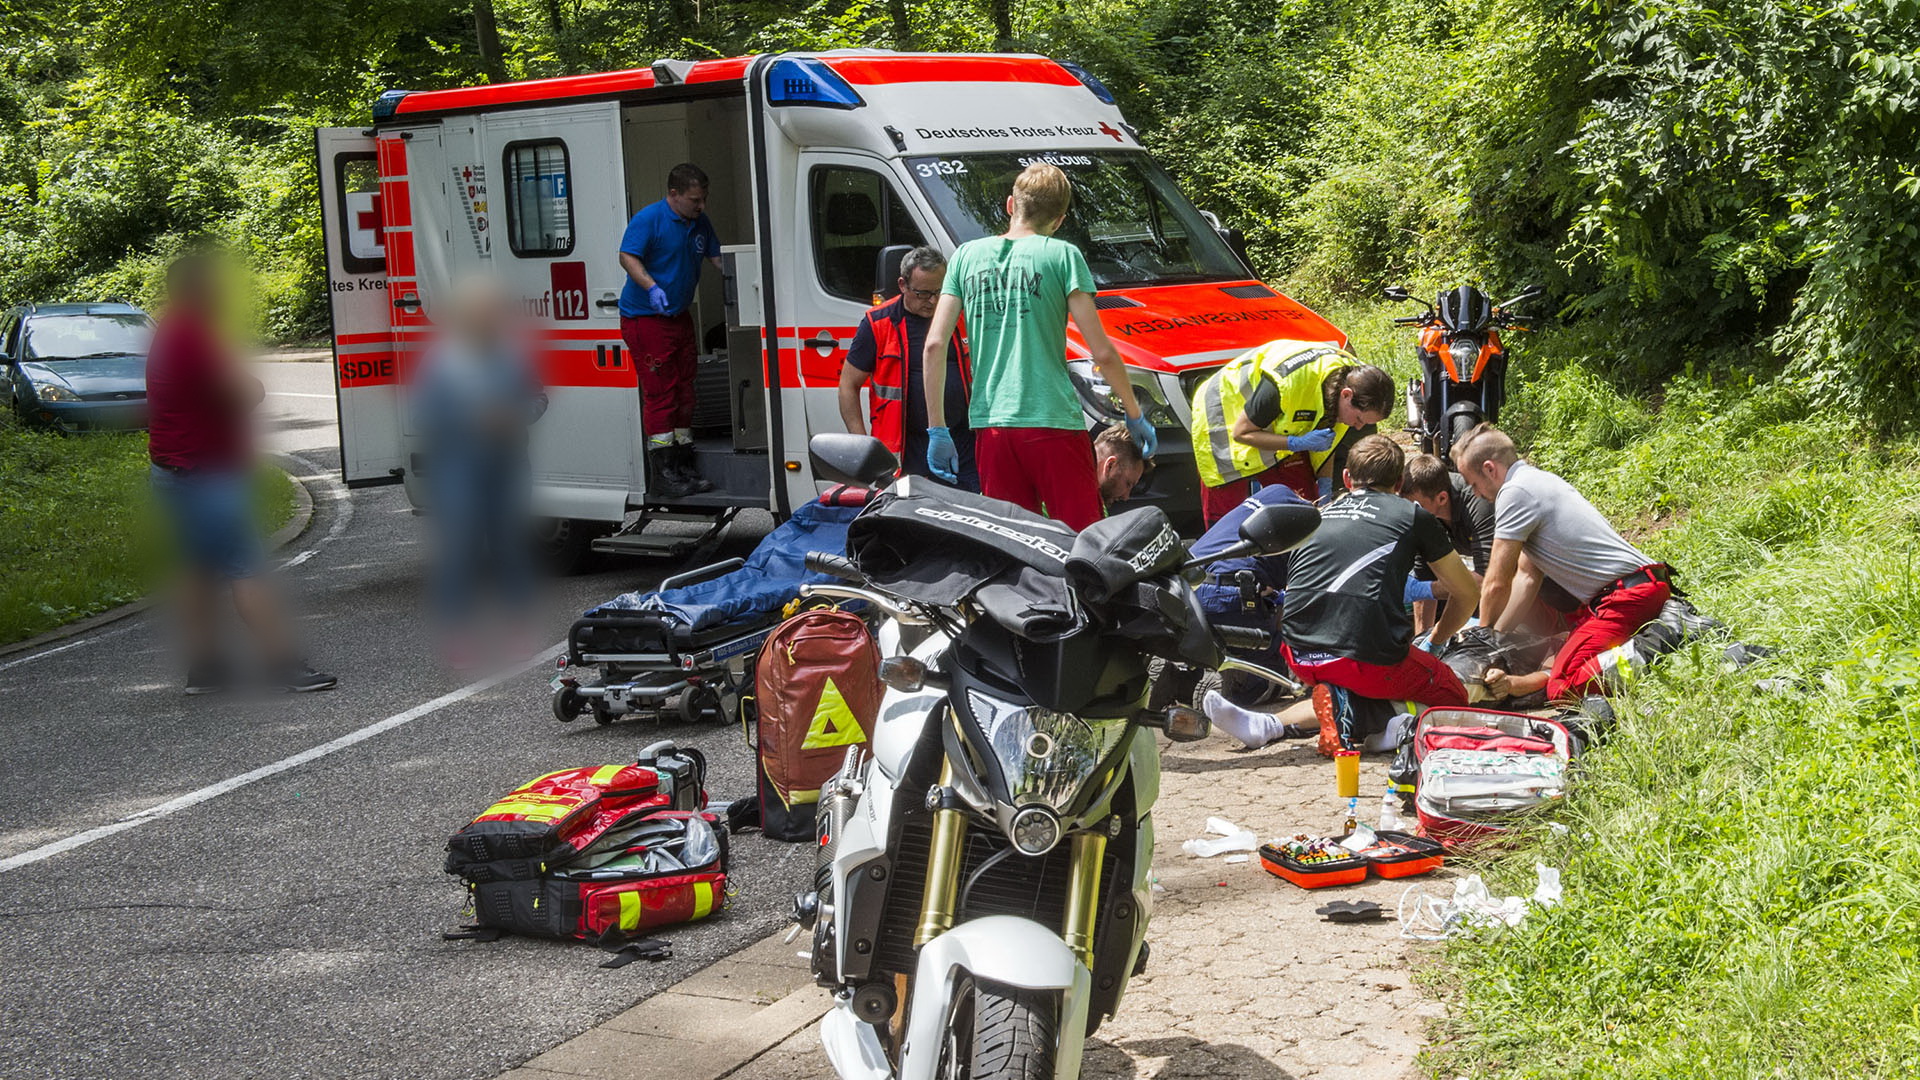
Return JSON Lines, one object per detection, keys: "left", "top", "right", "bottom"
{"left": 919, "top": 162, "right": 1155, "bottom": 530}
{"left": 1281, "top": 435, "right": 1479, "bottom": 751}
{"left": 618, "top": 163, "right": 722, "bottom": 498}
{"left": 1454, "top": 423, "right": 1671, "bottom": 703}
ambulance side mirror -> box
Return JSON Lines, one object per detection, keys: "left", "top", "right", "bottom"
{"left": 873, "top": 245, "right": 914, "bottom": 302}
{"left": 809, "top": 433, "right": 898, "bottom": 488}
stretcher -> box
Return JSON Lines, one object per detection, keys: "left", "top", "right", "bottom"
{"left": 550, "top": 491, "right": 867, "bottom": 725}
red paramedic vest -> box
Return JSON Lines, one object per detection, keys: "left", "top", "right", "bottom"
{"left": 862, "top": 296, "right": 972, "bottom": 457}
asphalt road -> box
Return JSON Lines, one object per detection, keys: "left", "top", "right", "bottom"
{"left": 0, "top": 363, "right": 810, "bottom": 1080}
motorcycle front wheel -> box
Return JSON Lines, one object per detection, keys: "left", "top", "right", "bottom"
{"left": 937, "top": 976, "right": 1058, "bottom": 1080}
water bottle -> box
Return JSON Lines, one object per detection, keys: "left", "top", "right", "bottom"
{"left": 1379, "top": 789, "right": 1402, "bottom": 832}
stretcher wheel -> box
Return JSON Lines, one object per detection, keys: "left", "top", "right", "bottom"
{"left": 592, "top": 703, "right": 615, "bottom": 726}
{"left": 552, "top": 685, "right": 585, "bottom": 723}
{"left": 678, "top": 685, "right": 723, "bottom": 724}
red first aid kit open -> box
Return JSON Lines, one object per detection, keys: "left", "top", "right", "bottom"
{"left": 1409, "top": 707, "right": 1572, "bottom": 850}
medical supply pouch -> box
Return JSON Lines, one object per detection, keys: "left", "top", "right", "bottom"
{"left": 467, "top": 810, "right": 727, "bottom": 942}
{"left": 1260, "top": 837, "right": 1369, "bottom": 889}
{"left": 754, "top": 607, "right": 879, "bottom": 842}
{"left": 445, "top": 744, "right": 706, "bottom": 882}
{"left": 1410, "top": 707, "right": 1571, "bottom": 850}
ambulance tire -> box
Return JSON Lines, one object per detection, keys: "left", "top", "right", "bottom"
{"left": 536, "top": 517, "right": 606, "bottom": 576}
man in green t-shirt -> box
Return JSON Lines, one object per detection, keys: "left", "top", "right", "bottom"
{"left": 920, "top": 162, "right": 1155, "bottom": 530}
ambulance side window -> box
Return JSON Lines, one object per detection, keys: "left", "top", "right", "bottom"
{"left": 810, "top": 166, "right": 925, "bottom": 303}
{"left": 336, "top": 153, "right": 384, "bottom": 274}
{"left": 503, "top": 140, "right": 575, "bottom": 258}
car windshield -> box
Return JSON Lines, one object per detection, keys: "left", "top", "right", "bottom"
{"left": 24, "top": 314, "right": 154, "bottom": 361}
{"left": 906, "top": 152, "right": 1246, "bottom": 289}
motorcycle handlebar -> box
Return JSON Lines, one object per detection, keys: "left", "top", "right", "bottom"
{"left": 1215, "top": 625, "right": 1274, "bottom": 651}
{"left": 1392, "top": 315, "right": 1427, "bottom": 326}
{"left": 805, "top": 552, "right": 865, "bottom": 583}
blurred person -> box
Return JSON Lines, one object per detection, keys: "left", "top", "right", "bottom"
{"left": 1094, "top": 421, "right": 1148, "bottom": 507}
{"left": 146, "top": 251, "right": 335, "bottom": 694}
{"left": 411, "top": 277, "right": 548, "bottom": 668}
{"left": 1187, "top": 340, "right": 1394, "bottom": 525}
{"left": 921, "top": 162, "right": 1155, "bottom": 530}
{"left": 837, "top": 246, "right": 977, "bottom": 489}
{"left": 1454, "top": 422, "right": 1671, "bottom": 703}
{"left": 618, "top": 163, "right": 723, "bottom": 498}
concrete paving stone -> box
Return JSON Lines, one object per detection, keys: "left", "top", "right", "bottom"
{"left": 726, "top": 931, "right": 812, "bottom": 971}
{"left": 603, "top": 991, "right": 768, "bottom": 1040}
{"left": 669, "top": 957, "right": 815, "bottom": 1005}
{"left": 521, "top": 1029, "right": 695, "bottom": 1080}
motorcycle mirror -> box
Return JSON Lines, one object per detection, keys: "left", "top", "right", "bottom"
{"left": 1381, "top": 285, "right": 1410, "bottom": 302}
{"left": 808, "top": 433, "right": 898, "bottom": 488}
{"left": 1239, "top": 502, "right": 1322, "bottom": 555}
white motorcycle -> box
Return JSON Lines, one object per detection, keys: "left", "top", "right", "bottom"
{"left": 789, "top": 434, "right": 1319, "bottom": 1080}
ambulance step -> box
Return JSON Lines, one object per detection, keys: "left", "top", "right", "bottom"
{"left": 591, "top": 532, "right": 711, "bottom": 558}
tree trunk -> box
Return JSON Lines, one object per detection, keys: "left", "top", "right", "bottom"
{"left": 990, "top": 0, "right": 1012, "bottom": 51}
{"left": 473, "top": 0, "right": 507, "bottom": 83}
{"left": 889, "top": 0, "right": 912, "bottom": 50}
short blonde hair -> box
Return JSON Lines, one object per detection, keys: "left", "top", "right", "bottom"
{"left": 1011, "top": 163, "right": 1072, "bottom": 224}
{"left": 1452, "top": 422, "right": 1519, "bottom": 472}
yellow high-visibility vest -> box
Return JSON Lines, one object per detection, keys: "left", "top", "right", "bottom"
{"left": 1188, "top": 340, "right": 1357, "bottom": 488}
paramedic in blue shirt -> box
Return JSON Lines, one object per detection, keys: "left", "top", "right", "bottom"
{"left": 619, "top": 162, "right": 723, "bottom": 498}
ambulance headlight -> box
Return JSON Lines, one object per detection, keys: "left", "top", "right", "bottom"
{"left": 1068, "top": 361, "right": 1177, "bottom": 428}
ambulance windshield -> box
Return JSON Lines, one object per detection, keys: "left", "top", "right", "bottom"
{"left": 907, "top": 152, "right": 1247, "bottom": 289}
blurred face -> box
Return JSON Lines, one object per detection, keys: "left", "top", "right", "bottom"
{"left": 1407, "top": 487, "right": 1451, "bottom": 521}
{"left": 666, "top": 183, "right": 708, "bottom": 220}
{"left": 1099, "top": 454, "right": 1145, "bottom": 505}
{"left": 1335, "top": 388, "right": 1389, "bottom": 430}
{"left": 899, "top": 265, "right": 944, "bottom": 318}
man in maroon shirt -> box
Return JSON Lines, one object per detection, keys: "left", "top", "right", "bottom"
{"left": 147, "top": 253, "right": 335, "bottom": 693}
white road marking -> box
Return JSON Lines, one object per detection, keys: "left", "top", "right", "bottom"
{"left": 267, "top": 391, "right": 336, "bottom": 399}
{"left": 0, "top": 642, "right": 565, "bottom": 874}
{"left": 0, "top": 624, "right": 138, "bottom": 674}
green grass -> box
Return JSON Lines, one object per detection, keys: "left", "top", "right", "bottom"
{"left": 1378, "top": 326, "right": 1920, "bottom": 1077}
{"left": 0, "top": 424, "right": 299, "bottom": 646}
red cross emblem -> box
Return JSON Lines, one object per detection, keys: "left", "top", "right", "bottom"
{"left": 355, "top": 194, "right": 385, "bottom": 249}
{"left": 1098, "top": 122, "right": 1124, "bottom": 142}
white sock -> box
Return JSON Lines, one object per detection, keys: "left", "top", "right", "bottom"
{"left": 1203, "top": 690, "right": 1289, "bottom": 750}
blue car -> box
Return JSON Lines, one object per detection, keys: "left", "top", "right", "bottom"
{"left": 2, "top": 302, "right": 155, "bottom": 432}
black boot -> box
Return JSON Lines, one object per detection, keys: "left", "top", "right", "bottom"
{"left": 669, "top": 443, "right": 714, "bottom": 493}
{"left": 649, "top": 444, "right": 694, "bottom": 498}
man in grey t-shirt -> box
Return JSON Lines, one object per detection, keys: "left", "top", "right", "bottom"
{"left": 1454, "top": 424, "right": 1672, "bottom": 703}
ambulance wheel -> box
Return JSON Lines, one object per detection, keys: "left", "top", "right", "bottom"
{"left": 552, "top": 685, "right": 585, "bottom": 722}
{"left": 678, "top": 685, "right": 723, "bottom": 724}
{"left": 536, "top": 517, "right": 605, "bottom": 576}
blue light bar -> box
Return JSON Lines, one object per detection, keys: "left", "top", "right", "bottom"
{"left": 1057, "top": 61, "right": 1115, "bottom": 105}
{"left": 371, "top": 89, "right": 411, "bottom": 121}
{"left": 766, "top": 58, "right": 865, "bottom": 110}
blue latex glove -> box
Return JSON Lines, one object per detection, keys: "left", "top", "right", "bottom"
{"left": 1316, "top": 477, "right": 1335, "bottom": 505}
{"left": 1286, "top": 427, "right": 1337, "bottom": 454}
{"left": 1404, "top": 576, "right": 1436, "bottom": 603}
{"left": 1124, "top": 414, "right": 1158, "bottom": 457}
{"left": 646, "top": 285, "right": 669, "bottom": 314}
{"left": 1415, "top": 633, "right": 1444, "bottom": 655}
{"left": 926, "top": 426, "right": 959, "bottom": 483}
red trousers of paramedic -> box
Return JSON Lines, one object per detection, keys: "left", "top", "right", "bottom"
{"left": 1282, "top": 643, "right": 1470, "bottom": 709}
{"left": 1547, "top": 576, "right": 1672, "bottom": 701}
{"left": 1200, "top": 458, "right": 1317, "bottom": 527}
{"left": 622, "top": 313, "right": 697, "bottom": 438}
{"left": 975, "top": 427, "right": 1103, "bottom": 531}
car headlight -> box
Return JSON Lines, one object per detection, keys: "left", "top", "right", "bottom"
{"left": 1068, "top": 362, "right": 1179, "bottom": 428}
{"left": 31, "top": 381, "right": 80, "bottom": 403}
{"left": 1447, "top": 339, "right": 1480, "bottom": 374}
{"left": 964, "top": 689, "right": 1132, "bottom": 841}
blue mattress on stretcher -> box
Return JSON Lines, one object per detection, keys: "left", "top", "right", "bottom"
{"left": 587, "top": 500, "right": 862, "bottom": 632}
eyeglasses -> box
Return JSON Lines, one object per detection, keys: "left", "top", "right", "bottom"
{"left": 901, "top": 286, "right": 940, "bottom": 301}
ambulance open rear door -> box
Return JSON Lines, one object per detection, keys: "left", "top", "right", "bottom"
{"left": 316, "top": 127, "right": 404, "bottom": 486}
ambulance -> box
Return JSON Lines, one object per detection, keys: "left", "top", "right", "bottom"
{"left": 315, "top": 50, "right": 1348, "bottom": 563}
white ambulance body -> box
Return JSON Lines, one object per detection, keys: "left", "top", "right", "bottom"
{"left": 315, "top": 51, "right": 1348, "bottom": 554}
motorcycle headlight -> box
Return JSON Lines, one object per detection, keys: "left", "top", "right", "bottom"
{"left": 964, "top": 689, "right": 1132, "bottom": 828}
{"left": 32, "top": 381, "right": 80, "bottom": 403}
{"left": 1448, "top": 339, "right": 1480, "bottom": 373}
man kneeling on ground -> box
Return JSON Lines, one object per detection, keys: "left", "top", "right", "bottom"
{"left": 1453, "top": 423, "right": 1671, "bottom": 704}
{"left": 1268, "top": 435, "right": 1479, "bottom": 753}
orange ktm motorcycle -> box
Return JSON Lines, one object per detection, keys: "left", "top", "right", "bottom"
{"left": 1386, "top": 283, "right": 1543, "bottom": 464}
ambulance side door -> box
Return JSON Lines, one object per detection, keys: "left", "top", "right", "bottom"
{"left": 786, "top": 151, "right": 931, "bottom": 484}
{"left": 316, "top": 127, "right": 402, "bottom": 486}
{"left": 480, "top": 102, "right": 637, "bottom": 524}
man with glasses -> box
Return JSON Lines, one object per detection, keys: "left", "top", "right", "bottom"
{"left": 837, "top": 246, "right": 978, "bottom": 489}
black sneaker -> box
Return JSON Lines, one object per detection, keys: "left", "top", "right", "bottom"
{"left": 649, "top": 449, "right": 695, "bottom": 498}
{"left": 276, "top": 662, "right": 338, "bottom": 693}
{"left": 185, "top": 662, "right": 228, "bottom": 695}
{"left": 666, "top": 444, "right": 715, "bottom": 494}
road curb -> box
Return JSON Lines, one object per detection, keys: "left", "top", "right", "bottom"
{"left": 498, "top": 931, "right": 827, "bottom": 1080}
{"left": 0, "top": 459, "right": 320, "bottom": 661}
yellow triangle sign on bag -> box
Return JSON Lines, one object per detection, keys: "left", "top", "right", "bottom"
{"left": 801, "top": 676, "right": 867, "bottom": 749}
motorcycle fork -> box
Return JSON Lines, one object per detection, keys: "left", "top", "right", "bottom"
{"left": 913, "top": 761, "right": 966, "bottom": 947}
{"left": 1062, "top": 830, "right": 1108, "bottom": 968}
